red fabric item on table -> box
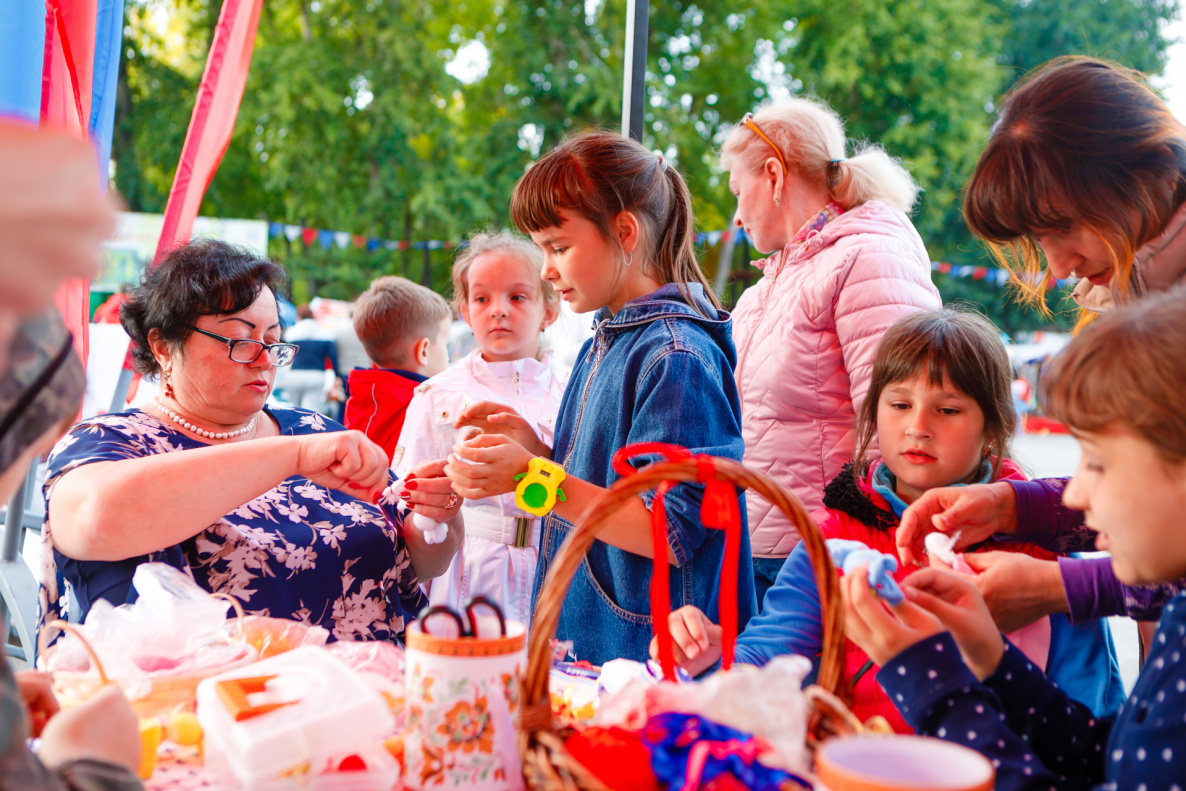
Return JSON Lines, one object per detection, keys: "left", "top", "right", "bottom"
{"left": 563, "top": 727, "right": 663, "bottom": 791}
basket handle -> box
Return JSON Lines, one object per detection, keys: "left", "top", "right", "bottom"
{"left": 611, "top": 445, "right": 745, "bottom": 681}
{"left": 519, "top": 452, "right": 845, "bottom": 743}
{"left": 41, "top": 620, "right": 110, "bottom": 685}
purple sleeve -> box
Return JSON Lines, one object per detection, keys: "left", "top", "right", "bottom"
{"left": 1005, "top": 478, "right": 1097, "bottom": 553}
{"left": 1059, "top": 556, "right": 1126, "bottom": 623}
{"left": 1060, "top": 556, "right": 1186, "bottom": 622}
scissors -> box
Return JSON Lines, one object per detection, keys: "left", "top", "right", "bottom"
{"left": 417, "top": 595, "right": 507, "bottom": 639}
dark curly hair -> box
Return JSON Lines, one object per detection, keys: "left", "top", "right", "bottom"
{"left": 121, "top": 239, "right": 288, "bottom": 376}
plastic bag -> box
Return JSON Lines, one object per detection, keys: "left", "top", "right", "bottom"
{"left": 597, "top": 655, "right": 814, "bottom": 777}
{"left": 43, "top": 564, "right": 257, "bottom": 704}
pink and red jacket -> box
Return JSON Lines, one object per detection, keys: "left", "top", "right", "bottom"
{"left": 732, "top": 200, "right": 940, "bottom": 557}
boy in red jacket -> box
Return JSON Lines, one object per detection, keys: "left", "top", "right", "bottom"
{"left": 344, "top": 276, "right": 450, "bottom": 463}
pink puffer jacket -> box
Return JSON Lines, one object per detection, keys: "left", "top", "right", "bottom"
{"left": 733, "top": 200, "right": 940, "bottom": 557}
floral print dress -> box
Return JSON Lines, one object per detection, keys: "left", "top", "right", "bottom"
{"left": 39, "top": 406, "right": 427, "bottom": 643}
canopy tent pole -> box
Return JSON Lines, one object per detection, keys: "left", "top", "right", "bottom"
{"left": 620, "top": 0, "right": 649, "bottom": 142}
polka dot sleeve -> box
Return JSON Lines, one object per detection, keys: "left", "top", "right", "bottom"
{"left": 981, "top": 639, "right": 1111, "bottom": 787}
{"left": 876, "top": 633, "right": 1061, "bottom": 790}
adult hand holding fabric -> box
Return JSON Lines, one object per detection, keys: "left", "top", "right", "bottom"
{"left": 953, "top": 551, "right": 1069, "bottom": 633}
{"left": 897, "top": 482, "right": 1017, "bottom": 567}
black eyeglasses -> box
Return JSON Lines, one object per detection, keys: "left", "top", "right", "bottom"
{"left": 189, "top": 327, "right": 299, "bottom": 366}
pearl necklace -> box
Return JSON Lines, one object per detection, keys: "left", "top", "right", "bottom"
{"left": 152, "top": 397, "right": 256, "bottom": 440}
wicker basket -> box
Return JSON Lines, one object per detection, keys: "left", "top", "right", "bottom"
{"left": 41, "top": 593, "right": 258, "bottom": 718}
{"left": 517, "top": 445, "right": 856, "bottom": 791}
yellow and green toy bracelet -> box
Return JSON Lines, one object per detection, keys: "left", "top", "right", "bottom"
{"left": 514, "top": 458, "right": 567, "bottom": 517}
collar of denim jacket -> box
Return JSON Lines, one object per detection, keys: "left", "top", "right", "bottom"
{"left": 592, "top": 282, "right": 729, "bottom": 331}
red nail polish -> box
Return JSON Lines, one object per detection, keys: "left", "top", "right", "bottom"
{"left": 406, "top": 481, "right": 418, "bottom": 490}
{"left": 399, "top": 492, "right": 411, "bottom": 500}
{"left": 406, "top": 472, "right": 416, "bottom": 480}
{"left": 347, "top": 482, "right": 362, "bottom": 490}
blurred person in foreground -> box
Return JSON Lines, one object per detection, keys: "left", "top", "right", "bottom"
{"left": 0, "top": 121, "right": 139, "bottom": 789}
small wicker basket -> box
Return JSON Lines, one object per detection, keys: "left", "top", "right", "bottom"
{"left": 517, "top": 445, "right": 858, "bottom": 791}
{"left": 41, "top": 593, "right": 257, "bottom": 718}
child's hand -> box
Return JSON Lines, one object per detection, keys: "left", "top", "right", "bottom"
{"left": 401, "top": 460, "right": 464, "bottom": 524}
{"left": 16, "top": 670, "right": 59, "bottom": 738}
{"left": 651, "top": 605, "right": 723, "bottom": 677}
{"left": 36, "top": 684, "right": 141, "bottom": 772}
{"left": 454, "top": 402, "right": 552, "bottom": 458}
{"left": 446, "top": 434, "right": 534, "bottom": 499}
{"left": 903, "top": 567, "right": 1007, "bottom": 680}
{"left": 842, "top": 562, "right": 945, "bottom": 667}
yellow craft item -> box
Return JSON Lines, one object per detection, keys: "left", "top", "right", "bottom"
{"left": 138, "top": 720, "right": 162, "bottom": 779}
{"left": 514, "top": 458, "right": 567, "bottom": 517}
{"left": 165, "top": 711, "right": 203, "bottom": 746}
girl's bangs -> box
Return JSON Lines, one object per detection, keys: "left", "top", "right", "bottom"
{"left": 966, "top": 144, "right": 1076, "bottom": 243}
{"left": 510, "top": 150, "right": 588, "bottom": 234}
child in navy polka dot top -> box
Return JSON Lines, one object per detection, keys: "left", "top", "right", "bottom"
{"left": 841, "top": 287, "right": 1186, "bottom": 791}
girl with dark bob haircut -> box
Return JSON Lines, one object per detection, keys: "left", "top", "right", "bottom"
{"left": 38, "top": 239, "right": 465, "bottom": 645}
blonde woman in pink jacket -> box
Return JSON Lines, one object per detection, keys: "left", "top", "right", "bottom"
{"left": 723, "top": 98, "right": 941, "bottom": 605}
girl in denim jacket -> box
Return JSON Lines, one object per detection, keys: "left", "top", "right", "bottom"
{"left": 446, "top": 132, "right": 757, "bottom": 664}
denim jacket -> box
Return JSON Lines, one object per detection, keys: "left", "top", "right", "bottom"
{"left": 531, "top": 283, "right": 757, "bottom": 664}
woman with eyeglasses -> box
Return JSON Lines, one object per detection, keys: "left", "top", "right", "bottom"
{"left": 38, "top": 239, "right": 463, "bottom": 644}
{"left": 723, "top": 99, "right": 940, "bottom": 606}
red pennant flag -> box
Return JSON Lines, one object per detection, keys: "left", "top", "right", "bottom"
{"left": 351, "top": 234, "right": 366, "bottom": 248}
{"left": 42, "top": 0, "right": 98, "bottom": 369}
{"left": 153, "top": 0, "right": 264, "bottom": 264}
{"left": 301, "top": 227, "right": 319, "bottom": 246}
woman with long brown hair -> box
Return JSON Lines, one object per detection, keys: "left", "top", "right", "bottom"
{"left": 897, "top": 57, "right": 1186, "bottom": 636}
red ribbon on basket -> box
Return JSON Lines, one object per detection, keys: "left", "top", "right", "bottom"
{"left": 612, "top": 444, "right": 744, "bottom": 682}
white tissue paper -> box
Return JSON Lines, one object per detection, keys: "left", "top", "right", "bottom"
{"left": 924, "top": 530, "right": 962, "bottom": 566}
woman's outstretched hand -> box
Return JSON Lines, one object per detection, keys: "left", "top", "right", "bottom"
{"left": 897, "top": 482, "right": 1018, "bottom": 567}
{"left": 938, "top": 551, "right": 1069, "bottom": 633}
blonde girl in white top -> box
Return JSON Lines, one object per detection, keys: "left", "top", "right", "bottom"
{"left": 393, "top": 230, "right": 563, "bottom": 625}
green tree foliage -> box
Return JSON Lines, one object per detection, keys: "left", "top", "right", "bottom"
{"left": 111, "top": 0, "right": 1179, "bottom": 327}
